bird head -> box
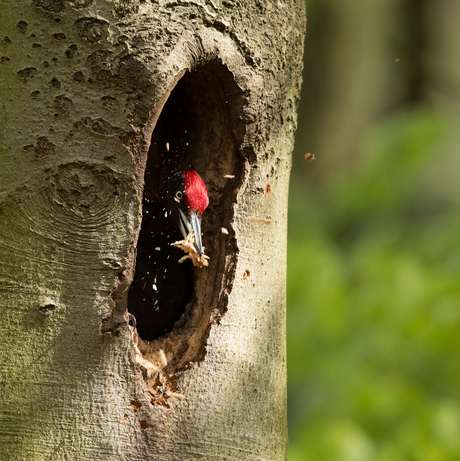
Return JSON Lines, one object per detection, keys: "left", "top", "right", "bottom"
{"left": 161, "top": 171, "right": 209, "bottom": 256}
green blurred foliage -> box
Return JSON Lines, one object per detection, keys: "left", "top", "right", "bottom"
{"left": 287, "top": 106, "right": 460, "bottom": 460}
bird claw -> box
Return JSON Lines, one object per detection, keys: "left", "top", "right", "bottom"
{"left": 172, "top": 312, "right": 189, "bottom": 330}
{"left": 128, "top": 313, "right": 137, "bottom": 328}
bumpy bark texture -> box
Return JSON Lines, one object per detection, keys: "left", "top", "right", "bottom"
{"left": 0, "top": 1, "right": 305, "bottom": 459}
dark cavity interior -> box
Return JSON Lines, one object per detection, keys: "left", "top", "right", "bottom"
{"left": 128, "top": 62, "right": 246, "bottom": 342}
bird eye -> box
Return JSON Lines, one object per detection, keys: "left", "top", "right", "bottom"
{"left": 175, "top": 191, "right": 183, "bottom": 200}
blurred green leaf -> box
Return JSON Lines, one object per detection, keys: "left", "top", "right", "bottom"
{"left": 287, "top": 106, "right": 460, "bottom": 460}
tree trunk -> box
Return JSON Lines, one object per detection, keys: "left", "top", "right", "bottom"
{"left": 0, "top": 1, "right": 305, "bottom": 459}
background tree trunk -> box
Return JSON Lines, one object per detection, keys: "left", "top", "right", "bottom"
{"left": 0, "top": 1, "right": 305, "bottom": 459}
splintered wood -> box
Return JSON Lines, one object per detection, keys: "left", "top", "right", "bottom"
{"left": 171, "top": 231, "right": 209, "bottom": 267}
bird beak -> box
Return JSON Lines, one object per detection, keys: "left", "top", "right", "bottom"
{"left": 178, "top": 209, "right": 203, "bottom": 256}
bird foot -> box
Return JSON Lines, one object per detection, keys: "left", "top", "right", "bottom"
{"left": 172, "top": 299, "right": 196, "bottom": 330}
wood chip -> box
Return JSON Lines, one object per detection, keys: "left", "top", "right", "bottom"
{"left": 249, "top": 217, "right": 272, "bottom": 224}
{"left": 171, "top": 231, "right": 209, "bottom": 267}
{"left": 165, "top": 390, "right": 184, "bottom": 399}
{"left": 130, "top": 400, "right": 142, "bottom": 410}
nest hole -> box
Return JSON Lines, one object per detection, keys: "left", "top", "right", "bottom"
{"left": 127, "top": 61, "right": 247, "bottom": 381}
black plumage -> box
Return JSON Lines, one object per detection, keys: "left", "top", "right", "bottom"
{"left": 128, "top": 172, "right": 207, "bottom": 340}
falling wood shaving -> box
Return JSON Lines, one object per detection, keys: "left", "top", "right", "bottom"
{"left": 171, "top": 231, "right": 209, "bottom": 267}
{"left": 249, "top": 217, "right": 272, "bottom": 224}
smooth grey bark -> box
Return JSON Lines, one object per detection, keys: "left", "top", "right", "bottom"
{"left": 0, "top": 1, "right": 305, "bottom": 459}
